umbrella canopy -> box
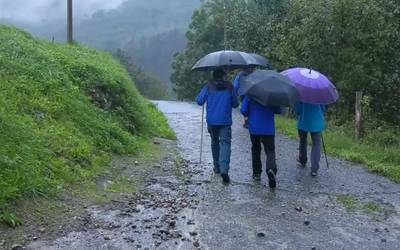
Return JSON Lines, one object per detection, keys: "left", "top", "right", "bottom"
{"left": 192, "top": 50, "right": 261, "bottom": 71}
{"left": 248, "top": 53, "right": 271, "bottom": 68}
{"left": 281, "top": 68, "right": 339, "bottom": 104}
{"left": 241, "top": 70, "right": 300, "bottom": 107}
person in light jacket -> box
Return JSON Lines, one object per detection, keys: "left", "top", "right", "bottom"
{"left": 294, "top": 102, "right": 326, "bottom": 176}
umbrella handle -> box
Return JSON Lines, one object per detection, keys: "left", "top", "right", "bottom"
{"left": 200, "top": 105, "right": 205, "bottom": 164}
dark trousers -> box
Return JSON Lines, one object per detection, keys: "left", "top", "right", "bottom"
{"left": 298, "top": 129, "right": 321, "bottom": 171}
{"left": 250, "top": 135, "right": 277, "bottom": 176}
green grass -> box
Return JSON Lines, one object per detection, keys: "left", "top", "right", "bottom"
{"left": 336, "top": 195, "right": 384, "bottom": 214}
{"left": 0, "top": 24, "right": 175, "bottom": 225}
{"left": 364, "top": 203, "right": 383, "bottom": 213}
{"left": 336, "top": 195, "right": 358, "bottom": 211}
{"left": 0, "top": 210, "right": 23, "bottom": 228}
{"left": 146, "top": 102, "right": 176, "bottom": 140}
{"left": 106, "top": 176, "right": 137, "bottom": 193}
{"left": 275, "top": 116, "right": 400, "bottom": 183}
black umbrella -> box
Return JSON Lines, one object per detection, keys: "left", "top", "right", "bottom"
{"left": 248, "top": 53, "right": 271, "bottom": 68}
{"left": 241, "top": 70, "right": 300, "bottom": 107}
{"left": 192, "top": 50, "right": 261, "bottom": 71}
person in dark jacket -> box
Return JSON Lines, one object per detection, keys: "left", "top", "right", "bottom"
{"left": 294, "top": 102, "right": 326, "bottom": 176}
{"left": 197, "top": 69, "right": 239, "bottom": 184}
{"left": 241, "top": 96, "right": 281, "bottom": 188}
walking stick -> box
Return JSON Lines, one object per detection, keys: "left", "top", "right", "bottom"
{"left": 200, "top": 105, "right": 205, "bottom": 164}
{"left": 321, "top": 133, "right": 329, "bottom": 168}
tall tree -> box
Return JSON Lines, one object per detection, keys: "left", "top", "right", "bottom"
{"left": 116, "top": 49, "right": 168, "bottom": 100}
{"left": 171, "top": 0, "right": 226, "bottom": 100}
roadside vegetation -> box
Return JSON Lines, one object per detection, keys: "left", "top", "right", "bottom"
{"left": 0, "top": 24, "right": 175, "bottom": 226}
{"left": 275, "top": 116, "right": 400, "bottom": 183}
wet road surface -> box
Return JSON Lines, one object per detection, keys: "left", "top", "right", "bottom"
{"left": 156, "top": 101, "right": 400, "bottom": 250}
{"left": 26, "top": 138, "right": 204, "bottom": 250}
{"left": 23, "top": 101, "right": 400, "bottom": 250}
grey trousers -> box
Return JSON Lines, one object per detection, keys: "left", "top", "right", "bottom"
{"left": 298, "top": 129, "right": 321, "bottom": 172}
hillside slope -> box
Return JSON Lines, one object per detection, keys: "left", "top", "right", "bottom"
{"left": 0, "top": 25, "right": 174, "bottom": 222}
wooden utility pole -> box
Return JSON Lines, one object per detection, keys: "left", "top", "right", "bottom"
{"left": 355, "top": 91, "right": 363, "bottom": 140}
{"left": 67, "top": 0, "right": 73, "bottom": 44}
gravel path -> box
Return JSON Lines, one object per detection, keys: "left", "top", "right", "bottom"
{"left": 156, "top": 101, "right": 400, "bottom": 250}
{"left": 24, "top": 138, "right": 204, "bottom": 250}
{"left": 18, "top": 101, "right": 400, "bottom": 250}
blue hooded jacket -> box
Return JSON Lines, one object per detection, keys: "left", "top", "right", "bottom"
{"left": 241, "top": 96, "right": 281, "bottom": 135}
{"left": 197, "top": 80, "right": 239, "bottom": 126}
{"left": 233, "top": 71, "right": 252, "bottom": 97}
{"left": 233, "top": 72, "right": 244, "bottom": 97}
{"left": 294, "top": 102, "right": 326, "bottom": 132}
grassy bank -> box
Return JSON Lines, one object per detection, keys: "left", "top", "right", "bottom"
{"left": 275, "top": 116, "right": 400, "bottom": 183}
{"left": 0, "top": 138, "right": 181, "bottom": 248}
{"left": 0, "top": 25, "right": 174, "bottom": 226}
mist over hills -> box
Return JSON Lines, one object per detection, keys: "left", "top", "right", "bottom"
{"left": 1, "top": 0, "right": 200, "bottom": 85}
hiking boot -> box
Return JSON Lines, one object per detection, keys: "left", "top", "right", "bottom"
{"left": 296, "top": 158, "right": 306, "bottom": 168}
{"left": 252, "top": 174, "right": 261, "bottom": 181}
{"left": 311, "top": 171, "right": 318, "bottom": 177}
{"left": 221, "top": 173, "right": 230, "bottom": 184}
{"left": 267, "top": 169, "right": 276, "bottom": 189}
{"left": 213, "top": 167, "right": 220, "bottom": 174}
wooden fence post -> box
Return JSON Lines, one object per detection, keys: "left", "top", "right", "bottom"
{"left": 355, "top": 91, "right": 363, "bottom": 140}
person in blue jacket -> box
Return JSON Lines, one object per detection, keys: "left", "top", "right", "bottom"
{"left": 233, "top": 68, "right": 254, "bottom": 100}
{"left": 197, "top": 69, "right": 239, "bottom": 184}
{"left": 233, "top": 68, "right": 254, "bottom": 128}
{"left": 294, "top": 102, "right": 326, "bottom": 176}
{"left": 241, "top": 96, "right": 281, "bottom": 188}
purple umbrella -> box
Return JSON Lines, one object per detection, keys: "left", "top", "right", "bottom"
{"left": 281, "top": 68, "right": 339, "bottom": 104}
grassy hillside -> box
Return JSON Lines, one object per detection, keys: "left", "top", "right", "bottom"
{"left": 0, "top": 25, "right": 174, "bottom": 225}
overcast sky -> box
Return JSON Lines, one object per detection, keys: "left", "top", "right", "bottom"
{"left": 0, "top": 0, "right": 126, "bottom": 23}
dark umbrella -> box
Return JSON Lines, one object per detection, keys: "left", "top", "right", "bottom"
{"left": 192, "top": 50, "right": 260, "bottom": 71}
{"left": 241, "top": 70, "right": 300, "bottom": 107}
{"left": 248, "top": 53, "right": 271, "bottom": 68}
{"left": 193, "top": 50, "right": 260, "bottom": 163}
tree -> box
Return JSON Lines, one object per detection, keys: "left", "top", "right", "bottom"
{"left": 171, "top": 0, "right": 400, "bottom": 127}
{"left": 171, "top": 0, "right": 226, "bottom": 100}
{"left": 273, "top": 0, "right": 400, "bottom": 125}
{"left": 115, "top": 49, "right": 168, "bottom": 100}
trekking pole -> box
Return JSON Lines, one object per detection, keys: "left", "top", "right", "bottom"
{"left": 321, "top": 133, "right": 329, "bottom": 168}
{"left": 286, "top": 107, "right": 290, "bottom": 131}
{"left": 200, "top": 105, "right": 205, "bottom": 164}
